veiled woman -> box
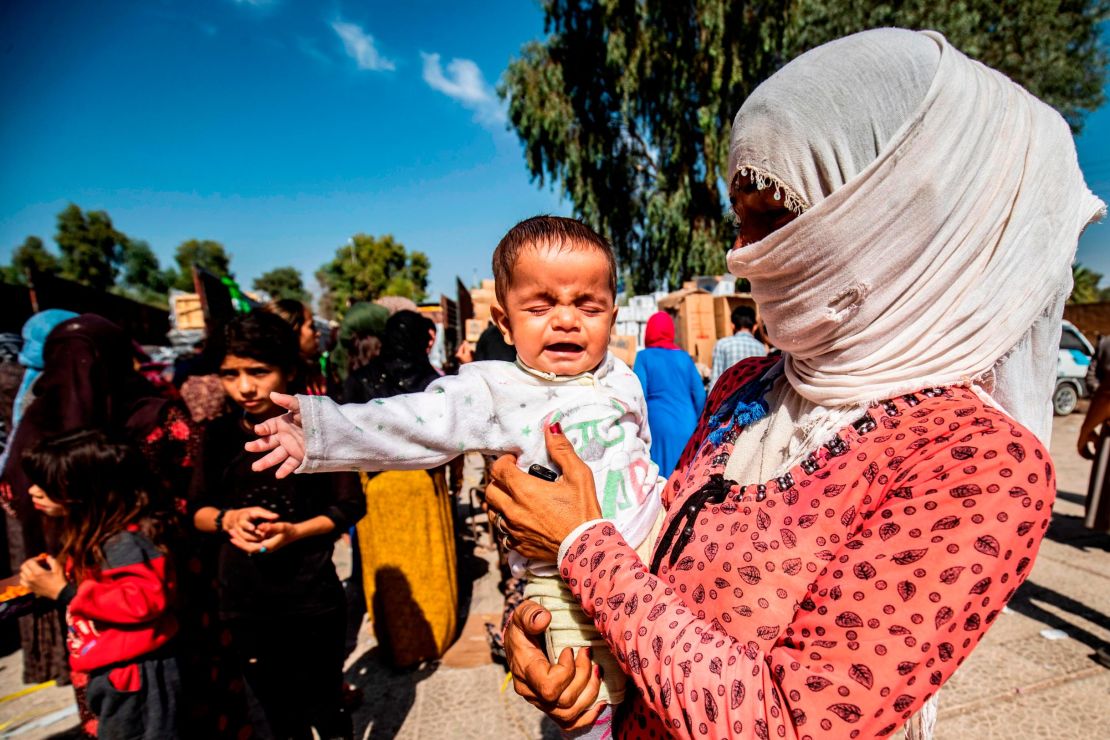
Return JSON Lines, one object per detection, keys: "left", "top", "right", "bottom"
{"left": 487, "top": 29, "right": 1104, "bottom": 739}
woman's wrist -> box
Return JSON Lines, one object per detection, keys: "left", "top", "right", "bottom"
{"left": 557, "top": 518, "right": 611, "bottom": 567}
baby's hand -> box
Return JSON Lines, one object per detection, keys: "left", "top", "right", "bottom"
{"left": 246, "top": 393, "right": 306, "bottom": 479}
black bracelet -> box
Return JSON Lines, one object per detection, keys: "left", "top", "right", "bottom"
{"left": 213, "top": 509, "right": 227, "bottom": 535}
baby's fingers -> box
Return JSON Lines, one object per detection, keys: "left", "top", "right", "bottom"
{"left": 274, "top": 454, "right": 302, "bottom": 480}
{"left": 251, "top": 446, "right": 289, "bottom": 473}
{"left": 270, "top": 392, "right": 301, "bottom": 414}
{"left": 245, "top": 435, "right": 279, "bottom": 454}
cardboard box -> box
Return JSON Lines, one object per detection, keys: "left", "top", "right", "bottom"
{"left": 677, "top": 293, "right": 717, "bottom": 366}
{"left": 713, "top": 294, "right": 758, "bottom": 340}
{"left": 171, "top": 293, "right": 205, "bottom": 331}
{"left": 609, "top": 335, "right": 637, "bottom": 367}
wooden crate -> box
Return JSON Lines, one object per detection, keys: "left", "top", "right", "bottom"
{"left": 172, "top": 293, "right": 205, "bottom": 331}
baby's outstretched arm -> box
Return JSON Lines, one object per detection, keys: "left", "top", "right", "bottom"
{"left": 247, "top": 393, "right": 305, "bottom": 479}
{"left": 250, "top": 365, "right": 520, "bottom": 477}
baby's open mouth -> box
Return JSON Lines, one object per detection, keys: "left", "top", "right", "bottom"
{"left": 545, "top": 342, "right": 584, "bottom": 354}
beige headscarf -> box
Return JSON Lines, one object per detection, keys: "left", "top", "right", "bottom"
{"left": 726, "top": 28, "right": 1105, "bottom": 445}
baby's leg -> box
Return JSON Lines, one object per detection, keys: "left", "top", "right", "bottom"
{"left": 523, "top": 574, "right": 624, "bottom": 737}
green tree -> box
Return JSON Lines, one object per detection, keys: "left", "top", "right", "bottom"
{"left": 118, "top": 238, "right": 174, "bottom": 299}
{"left": 502, "top": 0, "right": 1110, "bottom": 292}
{"left": 173, "top": 239, "right": 233, "bottom": 291}
{"left": 3, "top": 236, "right": 60, "bottom": 284}
{"left": 253, "top": 266, "right": 310, "bottom": 303}
{"left": 316, "top": 234, "right": 430, "bottom": 318}
{"left": 55, "top": 203, "right": 125, "bottom": 290}
{"left": 1071, "top": 262, "right": 1105, "bottom": 304}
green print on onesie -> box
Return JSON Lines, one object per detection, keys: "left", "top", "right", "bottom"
{"left": 553, "top": 399, "right": 636, "bottom": 519}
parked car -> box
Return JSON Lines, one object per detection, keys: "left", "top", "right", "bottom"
{"left": 1055, "top": 320, "right": 1095, "bottom": 415}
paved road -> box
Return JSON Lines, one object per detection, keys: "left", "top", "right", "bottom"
{"left": 1, "top": 414, "right": 1107, "bottom": 738}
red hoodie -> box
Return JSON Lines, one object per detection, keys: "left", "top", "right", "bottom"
{"left": 58, "top": 526, "right": 177, "bottom": 675}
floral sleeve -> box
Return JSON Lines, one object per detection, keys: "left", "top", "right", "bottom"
{"left": 561, "top": 397, "right": 1053, "bottom": 738}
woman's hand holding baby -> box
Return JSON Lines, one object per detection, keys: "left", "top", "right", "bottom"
{"left": 246, "top": 393, "right": 306, "bottom": 478}
{"left": 484, "top": 424, "right": 603, "bottom": 562}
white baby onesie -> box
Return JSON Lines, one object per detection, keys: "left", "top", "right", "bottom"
{"left": 296, "top": 353, "right": 664, "bottom": 576}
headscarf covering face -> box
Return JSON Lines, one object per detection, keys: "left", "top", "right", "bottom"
{"left": 727, "top": 28, "right": 1105, "bottom": 442}
{"left": 29, "top": 314, "right": 167, "bottom": 439}
{"left": 12, "top": 310, "right": 77, "bottom": 425}
{"left": 644, "top": 312, "right": 680, "bottom": 350}
{"left": 350, "top": 310, "right": 439, "bottom": 400}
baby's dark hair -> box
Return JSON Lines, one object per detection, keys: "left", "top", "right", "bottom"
{"left": 492, "top": 216, "right": 617, "bottom": 307}
{"left": 213, "top": 311, "right": 302, "bottom": 380}
{"left": 22, "top": 429, "right": 168, "bottom": 582}
{"left": 266, "top": 298, "right": 309, "bottom": 334}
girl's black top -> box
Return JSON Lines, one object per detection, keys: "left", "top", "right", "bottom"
{"left": 188, "top": 413, "right": 365, "bottom": 620}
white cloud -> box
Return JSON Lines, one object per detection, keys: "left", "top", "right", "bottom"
{"left": 421, "top": 52, "right": 506, "bottom": 126}
{"left": 332, "top": 20, "right": 395, "bottom": 72}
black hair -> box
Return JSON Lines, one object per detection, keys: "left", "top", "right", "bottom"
{"left": 267, "top": 299, "right": 309, "bottom": 333}
{"left": 22, "top": 429, "right": 169, "bottom": 581}
{"left": 213, "top": 311, "right": 302, "bottom": 378}
{"left": 492, "top": 216, "right": 617, "bottom": 307}
{"left": 732, "top": 305, "right": 756, "bottom": 331}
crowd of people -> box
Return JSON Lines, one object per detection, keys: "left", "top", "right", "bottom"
{"left": 0, "top": 297, "right": 464, "bottom": 739}
{"left": 0, "top": 25, "right": 1105, "bottom": 740}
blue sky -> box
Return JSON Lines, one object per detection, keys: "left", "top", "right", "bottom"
{"left": 1, "top": 1, "right": 1108, "bottom": 303}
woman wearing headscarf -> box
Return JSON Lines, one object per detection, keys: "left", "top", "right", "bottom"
{"left": 347, "top": 310, "right": 458, "bottom": 667}
{"left": 633, "top": 312, "right": 706, "bottom": 479}
{"left": 0, "top": 314, "right": 202, "bottom": 734}
{"left": 334, "top": 301, "right": 390, "bottom": 401}
{"left": 486, "top": 29, "right": 1103, "bottom": 739}
{"left": 0, "top": 311, "right": 77, "bottom": 485}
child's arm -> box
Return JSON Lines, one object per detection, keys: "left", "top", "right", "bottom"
{"left": 251, "top": 365, "right": 510, "bottom": 476}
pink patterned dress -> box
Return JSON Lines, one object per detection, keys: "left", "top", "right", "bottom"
{"left": 560, "top": 357, "right": 1053, "bottom": 738}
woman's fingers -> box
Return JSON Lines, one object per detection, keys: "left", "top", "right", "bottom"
{"left": 542, "top": 424, "right": 589, "bottom": 486}
{"left": 487, "top": 453, "right": 524, "bottom": 499}
{"left": 523, "top": 654, "right": 575, "bottom": 704}
{"left": 483, "top": 478, "right": 523, "bottom": 521}
{"left": 248, "top": 507, "right": 279, "bottom": 521}
{"left": 555, "top": 647, "right": 594, "bottom": 709}
{"left": 557, "top": 700, "right": 605, "bottom": 733}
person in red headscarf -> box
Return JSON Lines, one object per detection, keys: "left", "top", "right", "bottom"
{"left": 632, "top": 312, "right": 705, "bottom": 478}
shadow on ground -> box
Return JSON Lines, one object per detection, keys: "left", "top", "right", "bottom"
{"left": 347, "top": 647, "right": 438, "bottom": 739}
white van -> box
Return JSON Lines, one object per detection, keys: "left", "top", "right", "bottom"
{"left": 1056, "top": 320, "right": 1095, "bottom": 415}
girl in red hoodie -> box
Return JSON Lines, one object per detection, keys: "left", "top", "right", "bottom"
{"left": 19, "top": 429, "right": 179, "bottom": 740}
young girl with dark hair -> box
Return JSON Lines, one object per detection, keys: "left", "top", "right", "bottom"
{"left": 189, "top": 311, "right": 363, "bottom": 740}
{"left": 18, "top": 430, "right": 180, "bottom": 740}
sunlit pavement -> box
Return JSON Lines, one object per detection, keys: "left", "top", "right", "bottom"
{"left": 2, "top": 416, "right": 1108, "bottom": 738}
